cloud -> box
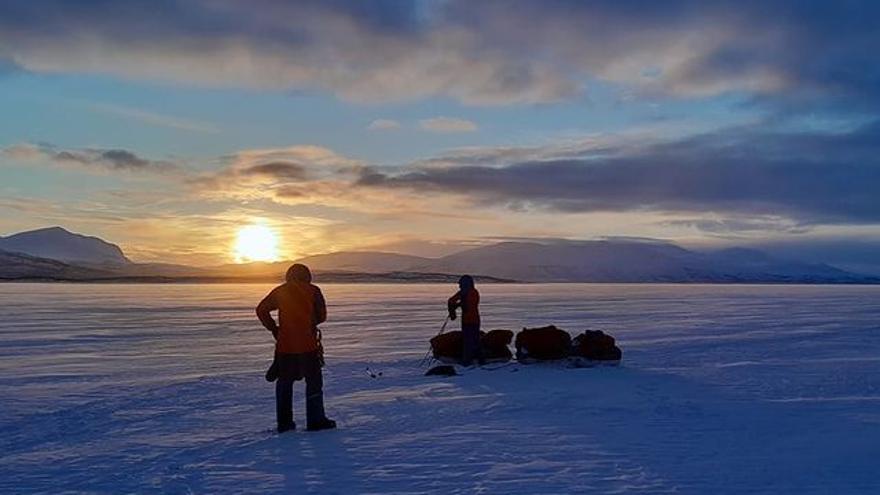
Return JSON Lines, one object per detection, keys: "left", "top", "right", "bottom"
{"left": 83, "top": 102, "right": 220, "bottom": 133}
{"left": 225, "top": 145, "right": 360, "bottom": 171}
{"left": 664, "top": 216, "right": 811, "bottom": 237}
{"left": 188, "top": 144, "right": 489, "bottom": 217}
{"left": 368, "top": 117, "right": 478, "bottom": 132}
{"left": 367, "top": 119, "right": 400, "bottom": 131}
{"left": 0, "top": 57, "right": 22, "bottom": 76}
{"left": 0, "top": 0, "right": 577, "bottom": 105}
{"left": 175, "top": 116, "right": 880, "bottom": 229}
{"left": 419, "top": 117, "right": 478, "bottom": 133}
{"left": 1, "top": 1, "right": 876, "bottom": 107}
{"left": 190, "top": 144, "right": 364, "bottom": 192}
{"left": 2, "top": 143, "right": 179, "bottom": 173}
{"left": 189, "top": 145, "right": 377, "bottom": 208}
{"left": 357, "top": 120, "right": 880, "bottom": 225}
{"left": 185, "top": 118, "right": 880, "bottom": 229}
{"left": 239, "top": 161, "right": 308, "bottom": 180}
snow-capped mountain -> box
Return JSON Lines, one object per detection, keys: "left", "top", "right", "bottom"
{"left": 0, "top": 226, "right": 130, "bottom": 265}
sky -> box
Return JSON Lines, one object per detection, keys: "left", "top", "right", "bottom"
{"left": 1, "top": 0, "right": 879, "bottom": 267}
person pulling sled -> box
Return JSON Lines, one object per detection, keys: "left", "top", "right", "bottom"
{"left": 447, "top": 275, "right": 484, "bottom": 366}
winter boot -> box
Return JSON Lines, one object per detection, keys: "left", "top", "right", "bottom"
{"left": 277, "top": 422, "right": 296, "bottom": 434}
{"left": 307, "top": 418, "right": 337, "bottom": 432}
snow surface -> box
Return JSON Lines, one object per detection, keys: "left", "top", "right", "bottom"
{"left": 1, "top": 283, "right": 879, "bottom": 494}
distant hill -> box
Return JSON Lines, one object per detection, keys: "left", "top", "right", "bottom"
{"left": 702, "top": 247, "right": 855, "bottom": 282}
{"left": 296, "top": 251, "right": 430, "bottom": 273}
{"left": 0, "top": 227, "right": 130, "bottom": 265}
{"left": 0, "top": 249, "right": 114, "bottom": 280}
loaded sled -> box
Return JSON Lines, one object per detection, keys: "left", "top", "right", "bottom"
{"left": 430, "top": 329, "right": 514, "bottom": 365}
{"left": 425, "top": 324, "right": 622, "bottom": 372}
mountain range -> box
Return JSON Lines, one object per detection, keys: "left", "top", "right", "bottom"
{"left": 0, "top": 226, "right": 877, "bottom": 284}
{"left": 297, "top": 241, "right": 870, "bottom": 283}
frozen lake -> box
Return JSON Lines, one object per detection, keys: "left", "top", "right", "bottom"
{"left": 2, "top": 283, "right": 879, "bottom": 494}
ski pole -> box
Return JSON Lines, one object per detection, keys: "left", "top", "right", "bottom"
{"left": 419, "top": 316, "right": 450, "bottom": 367}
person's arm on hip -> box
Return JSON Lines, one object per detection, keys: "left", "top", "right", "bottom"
{"left": 256, "top": 289, "right": 280, "bottom": 339}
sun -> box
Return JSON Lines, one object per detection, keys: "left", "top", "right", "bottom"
{"left": 234, "top": 224, "right": 280, "bottom": 263}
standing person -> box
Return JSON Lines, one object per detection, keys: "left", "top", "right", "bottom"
{"left": 256, "top": 263, "right": 336, "bottom": 433}
{"left": 447, "top": 275, "right": 483, "bottom": 366}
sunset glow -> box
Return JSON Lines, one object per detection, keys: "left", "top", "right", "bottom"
{"left": 233, "top": 224, "right": 279, "bottom": 263}
{"left": 1, "top": 0, "right": 879, "bottom": 271}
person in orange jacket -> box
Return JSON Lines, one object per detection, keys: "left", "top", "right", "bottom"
{"left": 256, "top": 264, "right": 336, "bottom": 433}
{"left": 447, "top": 275, "right": 483, "bottom": 366}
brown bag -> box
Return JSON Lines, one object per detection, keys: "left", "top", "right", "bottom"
{"left": 430, "top": 331, "right": 465, "bottom": 361}
{"left": 515, "top": 325, "right": 572, "bottom": 360}
{"left": 572, "top": 330, "right": 623, "bottom": 361}
{"left": 482, "top": 329, "right": 514, "bottom": 348}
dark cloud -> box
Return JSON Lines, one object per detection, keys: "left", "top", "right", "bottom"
{"left": 359, "top": 120, "right": 880, "bottom": 224}
{"left": 0, "top": 1, "right": 877, "bottom": 106}
{"left": 665, "top": 217, "right": 810, "bottom": 236}
{"left": 239, "top": 161, "right": 308, "bottom": 180}
{"left": 673, "top": 1, "right": 880, "bottom": 110}
{"left": 184, "top": 145, "right": 362, "bottom": 203}
{"left": 98, "top": 149, "right": 155, "bottom": 171}
{"left": 3, "top": 143, "right": 178, "bottom": 173}
{"left": 60, "top": 148, "right": 176, "bottom": 172}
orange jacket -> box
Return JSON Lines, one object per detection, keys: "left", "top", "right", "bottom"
{"left": 448, "top": 289, "right": 480, "bottom": 326}
{"left": 257, "top": 282, "right": 327, "bottom": 354}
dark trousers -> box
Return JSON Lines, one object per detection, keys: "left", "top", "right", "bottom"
{"left": 461, "top": 323, "right": 483, "bottom": 366}
{"left": 275, "top": 351, "right": 326, "bottom": 428}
